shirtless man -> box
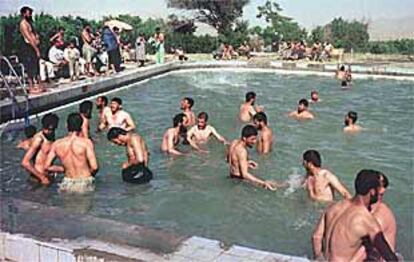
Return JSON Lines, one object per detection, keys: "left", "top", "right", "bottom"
{"left": 99, "top": 97, "right": 135, "bottom": 131}
{"left": 79, "top": 100, "right": 93, "bottom": 139}
{"left": 302, "top": 150, "right": 351, "bottom": 202}
{"left": 161, "top": 113, "right": 187, "bottom": 156}
{"left": 336, "top": 64, "right": 352, "bottom": 87}
{"left": 288, "top": 99, "right": 314, "bottom": 120}
{"left": 310, "top": 90, "right": 320, "bottom": 103}
{"left": 187, "top": 112, "right": 228, "bottom": 153}
{"left": 227, "top": 125, "right": 277, "bottom": 190}
{"left": 19, "top": 6, "right": 44, "bottom": 93}
{"left": 180, "top": 97, "right": 196, "bottom": 127}
{"left": 327, "top": 170, "right": 398, "bottom": 261}
{"left": 21, "top": 113, "right": 62, "bottom": 185}
{"left": 95, "top": 96, "right": 110, "bottom": 130}
{"left": 44, "top": 113, "right": 98, "bottom": 193}
{"left": 81, "top": 24, "right": 96, "bottom": 76}
{"left": 17, "top": 125, "right": 37, "bottom": 150}
{"left": 239, "top": 91, "right": 263, "bottom": 123}
{"left": 343, "top": 111, "right": 362, "bottom": 133}
{"left": 253, "top": 112, "right": 273, "bottom": 154}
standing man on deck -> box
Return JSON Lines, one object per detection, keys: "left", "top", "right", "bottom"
{"left": 99, "top": 97, "right": 135, "bottom": 132}
{"left": 154, "top": 27, "right": 165, "bottom": 64}
{"left": 302, "top": 150, "right": 351, "bottom": 202}
{"left": 239, "top": 92, "right": 263, "bottom": 123}
{"left": 19, "top": 6, "right": 44, "bottom": 94}
{"left": 227, "top": 125, "right": 277, "bottom": 190}
{"left": 253, "top": 112, "right": 273, "bottom": 154}
{"left": 44, "top": 113, "right": 98, "bottom": 193}
{"left": 21, "top": 113, "right": 62, "bottom": 185}
{"left": 81, "top": 24, "right": 96, "bottom": 76}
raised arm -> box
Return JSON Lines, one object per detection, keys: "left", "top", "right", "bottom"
{"left": 86, "top": 140, "right": 98, "bottom": 176}
{"left": 21, "top": 137, "right": 48, "bottom": 184}
{"left": 327, "top": 172, "right": 352, "bottom": 199}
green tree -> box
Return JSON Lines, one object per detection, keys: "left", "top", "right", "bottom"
{"left": 325, "top": 17, "right": 369, "bottom": 52}
{"left": 167, "top": 0, "right": 249, "bottom": 34}
{"left": 310, "top": 26, "right": 324, "bottom": 43}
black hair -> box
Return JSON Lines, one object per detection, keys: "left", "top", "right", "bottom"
{"left": 245, "top": 91, "right": 256, "bottom": 102}
{"left": 303, "top": 149, "right": 321, "bottom": 168}
{"left": 341, "top": 81, "right": 347, "bottom": 87}
{"left": 253, "top": 112, "right": 267, "bottom": 125}
{"left": 107, "top": 127, "right": 127, "bottom": 141}
{"left": 355, "top": 169, "right": 381, "bottom": 195}
{"left": 41, "top": 113, "right": 59, "bottom": 129}
{"left": 113, "top": 26, "right": 119, "bottom": 32}
{"left": 24, "top": 125, "right": 37, "bottom": 138}
{"left": 184, "top": 97, "right": 194, "bottom": 108}
{"left": 340, "top": 65, "right": 345, "bottom": 71}
{"left": 173, "top": 113, "right": 186, "bottom": 127}
{"left": 155, "top": 27, "right": 160, "bottom": 31}
{"left": 299, "top": 98, "right": 309, "bottom": 107}
{"left": 111, "top": 97, "right": 122, "bottom": 105}
{"left": 20, "top": 6, "right": 33, "bottom": 15}
{"left": 67, "top": 113, "right": 83, "bottom": 132}
{"left": 79, "top": 101, "right": 93, "bottom": 118}
{"left": 198, "top": 112, "right": 209, "bottom": 121}
{"left": 99, "top": 96, "right": 108, "bottom": 106}
{"left": 347, "top": 111, "right": 358, "bottom": 123}
{"left": 241, "top": 125, "right": 258, "bottom": 138}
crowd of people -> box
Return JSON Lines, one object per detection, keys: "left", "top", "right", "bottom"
{"left": 17, "top": 6, "right": 167, "bottom": 94}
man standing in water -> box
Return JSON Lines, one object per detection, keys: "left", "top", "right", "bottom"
{"left": 227, "top": 125, "right": 277, "bottom": 190}
{"left": 327, "top": 170, "right": 398, "bottom": 261}
{"left": 239, "top": 91, "right": 263, "bottom": 123}
{"left": 302, "top": 150, "right": 351, "bottom": 202}
{"left": 180, "top": 97, "right": 196, "bottom": 127}
{"left": 343, "top": 111, "right": 362, "bottom": 133}
{"left": 79, "top": 100, "right": 93, "bottom": 139}
{"left": 99, "top": 97, "right": 135, "bottom": 132}
{"left": 253, "top": 112, "right": 273, "bottom": 154}
{"left": 95, "top": 96, "right": 110, "bottom": 129}
{"left": 21, "top": 113, "right": 62, "bottom": 185}
{"left": 161, "top": 113, "right": 187, "bottom": 156}
{"left": 289, "top": 99, "right": 314, "bottom": 120}
{"left": 19, "top": 6, "right": 44, "bottom": 93}
{"left": 44, "top": 113, "right": 98, "bottom": 193}
{"left": 187, "top": 112, "right": 228, "bottom": 152}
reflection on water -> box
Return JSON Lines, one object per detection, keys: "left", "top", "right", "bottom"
{"left": 1, "top": 71, "right": 413, "bottom": 259}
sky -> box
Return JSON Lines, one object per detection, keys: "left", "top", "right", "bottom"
{"left": 1, "top": 0, "right": 413, "bottom": 30}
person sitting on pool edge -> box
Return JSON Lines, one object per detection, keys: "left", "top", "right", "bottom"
{"left": 227, "top": 125, "right": 277, "bottom": 190}
{"left": 343, "top": 111, "right": 362, "bottom": 133}
{"left": 288, "top": 98, "right": 314, "bottom": 120}
{"left": 239, "top": 91, "right": 264, "bottom": 123}
{"left": 187, "top": 112, "right": 229, "bottom": 153}
{"left": 107, "top": 127, "right": 152, "bottom": 184}
{"left": 253, "top": 112, "right": 273, "bottom": 154}
{"left": 17, "top": 125, "right": 37, "bottom": 150}
{"left": 302, "top": 149, "right": 351, "bottom": 202}
{"left": 161, "top": 113, "right": 188, "bottom": 156}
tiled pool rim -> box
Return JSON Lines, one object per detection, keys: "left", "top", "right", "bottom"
{"left": 1, "top": 60, "right": 414, "bottom": 126}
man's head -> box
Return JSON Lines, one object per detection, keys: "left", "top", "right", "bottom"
{"left": 68, "top": 39, "right": 76, "bottom": 48}
{"left": 245, "top": 91, "right": 256, "bottom": 104}
{"left": 20, "top": 6, "right": 33, "bottom": 19}
{"left": 253, "top": 112, "right": 267, "bottom": 130}
{"left": 297, "top": 99, "right": 309, "bottom": 114}
{"left": 173, "top": 113, "right": 186, "bottom": 128}
{"left": 113, "top": 27, "right": 120, "bottom": 34}
{"left": 302, "top": 149, "right": 321, "bottom": 171}
{"left": 180, "top": 97, "right": 194, "bottom": 110}
{"left": 107, "top": 127, "right": 128, "bottom": 145}
{"left": 344, "top": 111, "right": 358, "bottom": 126}
{"left": 58, "top": 27, "right": 65, "bottom": 33}
{"left": 340, "top": 65, "right": 345, "bottom": 71}
{"left": 197, "top": 112, "right": 209, "bottom": 129}
{"left": 24, "top": 125, "right": 37, "bottom": 139}
{"left": 311, "top": 90, "right": 319, "bottom": 102}
{"left": 67, "top": 113, "right": 83, "bottom": 132}
{"left": 84, "top": 24, "right": 91, "bottom": 32}
{"left": 111, "top": 97, "right": 122, "bottom": 113}
{"left": 355, "top": 169, "right": 381, "bottom": 206}
{"left": 378, "top": 172, "right": 389, "bottom": 203}
{"left": 79, "top": 101, "right": 93, "bottom": 119}
{"left": 96, "top": 96, "right": 108, "bottom": 109}
{"left": 41, "top": 113, "right": 59, "bottom": 141}
{"left": 241, "top": 125, "right": 258, "bottom": 148}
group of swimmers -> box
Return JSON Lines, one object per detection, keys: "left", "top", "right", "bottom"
{"left": 17, "top": 77, "right": 397, "bottom": 261}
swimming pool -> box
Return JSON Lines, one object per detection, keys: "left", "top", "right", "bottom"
{"left": 1, "top": 69, "right": 413, "bottom": 259}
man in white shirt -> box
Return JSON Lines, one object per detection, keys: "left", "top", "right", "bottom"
{"left": 48, "top": 40, "right": 68, "bottom": 78}
{"left": 63, "top": 40, "right": 82, "bottom": 81}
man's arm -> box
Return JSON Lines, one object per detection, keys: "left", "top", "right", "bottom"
{"left": 186, "top": 127, "right": 206, "bottom": 152}
{"left": 82, "top": 120, "right": 89, "bottom": 138}
{"left": 167, "top": 132, "right": 184, "bottom": 156}
{"left": 209, "top": 126, "right": 228, "bottom": 144}
{"left": 86, "top": 140, "right": 99, "bottom": 176}
{"left": 327, "top": 172, "right": 352, "bottom": 199}
{"left": 238, "top": 149, "right": 266, "bottom": 187}
{"left": 124, "top": 113, "right": 136, "bottom": 132}
{"left": 21, "top": 137, "right": 48, "bottom": 183}
{"left": 312, "top": 211, "right": 326, "bottom": 260}
{"left": 44, "top": 143, "right": 57, "bottom": 172}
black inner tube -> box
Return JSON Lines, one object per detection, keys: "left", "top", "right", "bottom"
{"left": 121, "top": 163, "right": 153, "bottom": 184}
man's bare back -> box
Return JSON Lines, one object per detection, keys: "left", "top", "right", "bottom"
{"left": 256, "top": 126, "right": 273, "bottom": 154}
{"left": 306, "top": 169, "right": 351, "bottom": 202}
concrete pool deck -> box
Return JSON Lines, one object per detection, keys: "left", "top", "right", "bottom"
{"left": 1, "top": 60, "right": 414, "bottom": 126}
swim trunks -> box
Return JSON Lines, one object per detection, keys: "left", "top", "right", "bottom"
{"left": 59, "top": 176, "right": 95, "bottom": 193}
